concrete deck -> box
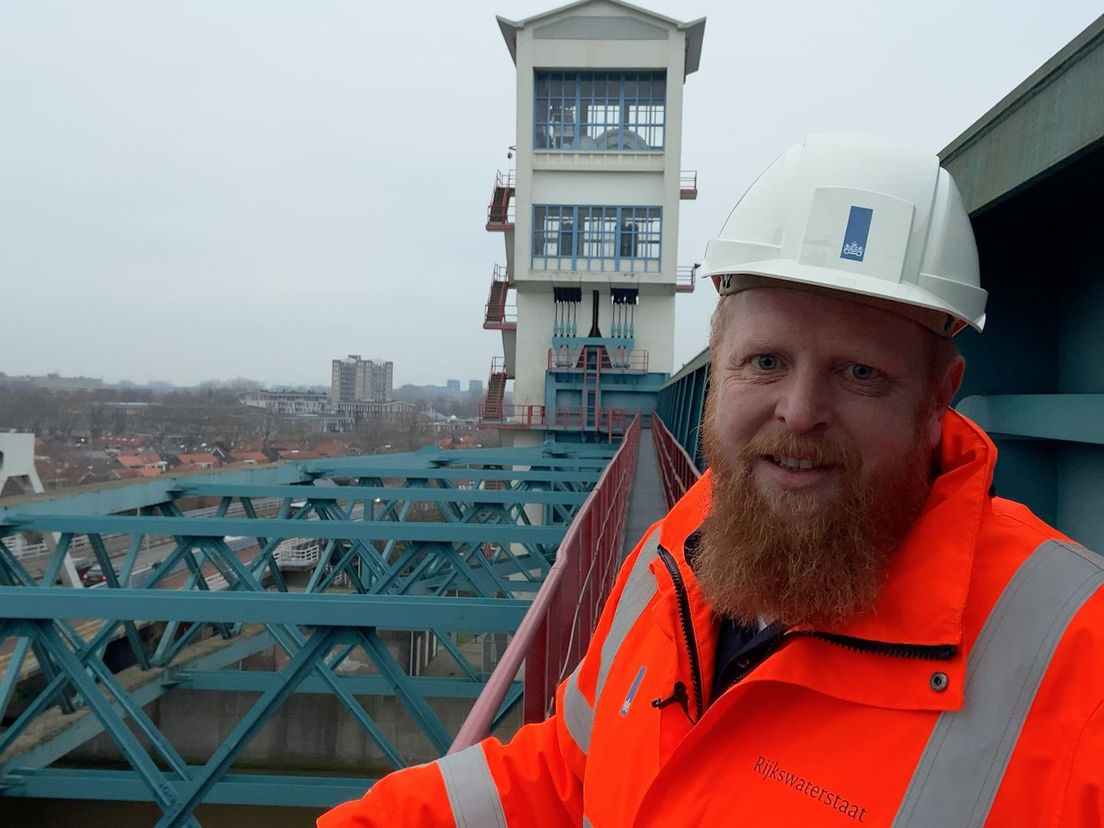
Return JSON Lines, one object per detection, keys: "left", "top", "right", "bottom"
{"left": 621, "top": 427, "right": 668, "bottom": 560}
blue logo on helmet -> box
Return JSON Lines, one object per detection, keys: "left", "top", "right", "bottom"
{"left": 840, "top": 206, "right": 873, "bottom": 262}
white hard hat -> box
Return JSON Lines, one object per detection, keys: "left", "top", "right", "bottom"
{"left": 702, "top": 133, "right": 987, "bottom": 335}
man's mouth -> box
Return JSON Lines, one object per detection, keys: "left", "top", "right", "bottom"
{"left": 768, "top": 454, "right": 825, "bottom": 471}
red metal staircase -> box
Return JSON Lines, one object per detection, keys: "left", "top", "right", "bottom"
{"left": 483, "top": 264, "right": 516, "bottom": 329}
{"left": 486, "top": 171, "right": 516, "bottom": 232}
{"left": 480, "top": 357, "right": 509, "bottom": 422}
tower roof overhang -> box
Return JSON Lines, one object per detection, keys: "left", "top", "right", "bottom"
{"left": 497, "top": 0, "right": 706, "bottom": 79}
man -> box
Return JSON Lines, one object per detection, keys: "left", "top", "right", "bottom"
{"left": 321, "top": 134, "right": 1104, "bottom": 826}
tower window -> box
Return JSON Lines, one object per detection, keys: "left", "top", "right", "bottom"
{"left": 535, "top": 71, "right": 666, "bottom": 151}
{"left": 533, "top": 206, "right": 661, "bottom": 272}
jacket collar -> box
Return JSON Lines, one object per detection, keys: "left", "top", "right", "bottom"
{"left": 831, "top": 409, "right": 995, "bottom": 646}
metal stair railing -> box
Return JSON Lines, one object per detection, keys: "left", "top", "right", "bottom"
{"left": 651, "top": 412, "right": 702, "bottom": 509}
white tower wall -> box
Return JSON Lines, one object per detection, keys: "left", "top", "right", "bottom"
{"left": 493, "top": 0, "right": 704, "bottom": 437}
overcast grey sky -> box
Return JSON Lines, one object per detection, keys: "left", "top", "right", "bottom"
{"left": 1, "top": 1, "right": 1100, "bottom": 388}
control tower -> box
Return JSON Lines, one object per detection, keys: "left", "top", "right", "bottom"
{"left": 481, "top": 0, "right": 706, "bottom": 446}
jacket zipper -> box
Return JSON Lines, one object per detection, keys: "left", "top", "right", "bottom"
{"left": 720, "top": 629, "right": 957, "bottom": 690}
{"left": 653, "top": 545, "right": 704, "bottom": 722}
{"left": 795, "top": 630, "right": 957, "bottom": 660}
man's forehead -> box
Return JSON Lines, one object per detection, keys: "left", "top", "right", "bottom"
{"left": 719, "top": 287, "right": 929, "bottom": 355}
{"left": 721, "top": 282, "right": 951, "bottom": 338}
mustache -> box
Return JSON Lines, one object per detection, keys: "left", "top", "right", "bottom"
{"left": 737, "top": 432, "right": 857, "bottom": 469}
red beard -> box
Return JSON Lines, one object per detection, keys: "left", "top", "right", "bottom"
{"left": 696, "top": 408, "right": 933, "bottom": 629}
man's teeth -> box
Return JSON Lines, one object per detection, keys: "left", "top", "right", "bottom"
{"left": 771, "top": 455, "right": 817, "bottom": 470}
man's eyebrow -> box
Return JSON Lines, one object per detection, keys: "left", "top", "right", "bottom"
{"left": 731, "top": 338, "right": 782, "bottom": 354}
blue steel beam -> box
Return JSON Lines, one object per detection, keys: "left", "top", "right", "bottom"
{"left": 0, "top": 636, "right": 31, "bottom": 717}
{"left": 88, "top": 533, "right": 150, "bottom": 669}
{"left": 4, "top": 631, "right": 278, "bottom": 775}
{"left": 1, "top": 516, "right": 566, "bottom": 545}
{"left": 430, "top": 628, "right": 482, "bottom": 681}
{"left": 318, "top": 447, "right": 615, "bottom": 468}
{"left": 1, "top": 768, "right": 376, "bottom": 808}
{"left": 24, "top": 622, "right": 188, "bottom": 814}
{"left": 172, "top": 484, "right": 589, "bottom": 505}
{"left": 356, "top": 629, "right": 453, "bottom": 753}
{"left": 42, "top": 532, "right": 73, "bottom": 586}
{"left": 0, "top": 588, "right": 530, "bottom": 630}
{"left": 2, "top": 667, "right": 169, "bottom": 775}
{"left": 0, "top": 437, "right": 622, "bottom": 820}
{"left": 156, "top": 626, "right": 340, "bottom": 825}
{"left": 261, "top": 624, "right": 407, "bottom": 770}
{"left": 0, "top": 619, "right": 192, "bottom": 781}
{"left": 172, "top": 670, "right": 506, "bottom": 697}
{"left": 0, "top": 465, "right": 310, "bottom": 519}
{"left": 0, "top": 443, "right": 615, "bottom": 522}
{"left": 302, "top": 467, "right": 600, "bottom": 483}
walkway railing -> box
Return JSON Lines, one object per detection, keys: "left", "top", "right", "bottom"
{"left": 676, "top": 264, "right": 698, "bottom": 293}
{"left": 651, "top": 413, "right": 702, "bottom": 509}
{"left": 679, "top": 170, "right": 699, "bottom": 199}
{"left": 451, "top": 413, "right": 641, "bottom": 749}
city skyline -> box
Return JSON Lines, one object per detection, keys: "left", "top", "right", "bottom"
{"left": 0, "top": 367, "right": 487, "bottom": 392}
{"left": 2, "top": 1, "right": 1101, "bottom": 386}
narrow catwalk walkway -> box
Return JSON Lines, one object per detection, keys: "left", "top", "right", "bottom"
{"left": 621, "top": 426, "right": 669, "bottom": 560}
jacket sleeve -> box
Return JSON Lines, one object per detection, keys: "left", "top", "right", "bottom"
{"left": 316, "top": 713, "right": 585, "bottom": 827}
{"left": 1058, "top": 698, "right": 1104, "bottom": 826}
{"left": 316, "top": 521, "right": 665, "bottom": 828}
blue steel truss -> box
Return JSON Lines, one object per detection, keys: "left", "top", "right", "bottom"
{"left": 0, "top": 441, "right": 619, "bottom": 823}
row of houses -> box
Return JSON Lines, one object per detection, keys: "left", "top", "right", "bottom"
{"left": 24, "top": 435, "right": 369, "bottom": 492}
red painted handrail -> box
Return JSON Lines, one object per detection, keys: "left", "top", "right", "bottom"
{"left": 651, "top": 412, "right": 702, "bottom": 509}
{"left": 450, "top": 413, "right": 641, "bottom": 751}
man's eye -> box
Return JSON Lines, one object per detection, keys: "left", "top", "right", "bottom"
{"left": 752, "top": 355, "right": 779, "bottom": 371}
{"left": 849, "top": 363, "right": 876, "bottom": 381}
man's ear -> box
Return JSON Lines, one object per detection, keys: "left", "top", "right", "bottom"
{"left": 928, "top": 356, "right": 966, "bottom": 447}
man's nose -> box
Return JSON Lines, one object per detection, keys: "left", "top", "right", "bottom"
{"left": 774, "top": 369, "right": 832, "bottom": 434}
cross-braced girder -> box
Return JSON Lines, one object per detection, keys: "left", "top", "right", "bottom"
{"left": 0, "top": 440, "right": 625, "bottom": 822}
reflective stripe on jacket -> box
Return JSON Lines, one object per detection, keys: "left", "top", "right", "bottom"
{"left": 319, "top": 411, "right": 1104, "bottom": 827}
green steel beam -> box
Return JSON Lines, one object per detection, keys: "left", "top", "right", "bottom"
{"left": 0, "top": 588, "right": 530, "bottom": 631}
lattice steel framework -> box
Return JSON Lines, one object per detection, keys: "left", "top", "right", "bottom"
{"left": 0, "top": 440, "right": 628, "bottom": 824}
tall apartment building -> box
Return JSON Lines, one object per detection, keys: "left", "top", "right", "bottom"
{"left": 480, "top": 0, "right": 704, "bottom": 445}
{"left": 330, "top": 355, "right": 394, "bottom": 404}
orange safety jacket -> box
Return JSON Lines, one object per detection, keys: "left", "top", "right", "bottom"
{"left": 320, "top": 411, "right": 1104, "bottom": 827}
